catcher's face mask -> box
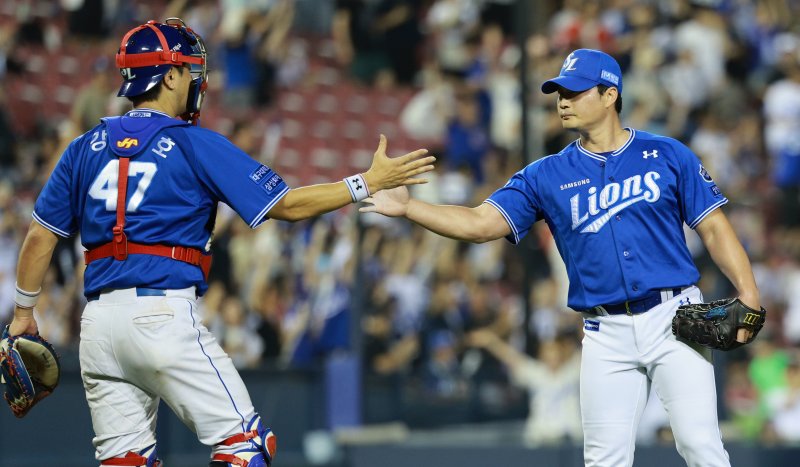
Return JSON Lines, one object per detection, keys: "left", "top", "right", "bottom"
{"left": 166, "top": 17, "right": 209, "bottom": 123}
{"left": 116, "top": 17, "right": 209, "bottom": 124}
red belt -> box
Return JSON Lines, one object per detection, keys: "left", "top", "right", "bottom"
{"left": 84, "top": 242, "right": 212, "bottom": 280}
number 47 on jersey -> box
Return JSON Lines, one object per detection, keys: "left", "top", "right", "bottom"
{"left": 88, "top": 160, "right": 158, "bottom": 212}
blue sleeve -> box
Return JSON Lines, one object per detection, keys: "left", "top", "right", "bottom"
{"left": 674, "top": 141, "right": 728, "bottom": 229}
{"left": 186, "top": 129, "right": 289, "bottom": 228}
{"left": 33, "top": 144, "right": 77, "bottom": 237}
{"left": 484, "top": 162, "right": 544, "bottom": 244}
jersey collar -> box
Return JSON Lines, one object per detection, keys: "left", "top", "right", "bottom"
{"left": 576, "top": 128, "right": 635, "bottom": 162}
{"left": 125, "top": 108, "right": 173, "bottom": 118}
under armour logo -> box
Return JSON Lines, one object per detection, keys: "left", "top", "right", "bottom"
{"left": 351, "top": 177, "right": 363, "bottom": 190}
{"left": 643, "top": 150, "right": 658, "bottom": 159}
{"left": 562, "top": 53, "right": 578, "bottom": 71}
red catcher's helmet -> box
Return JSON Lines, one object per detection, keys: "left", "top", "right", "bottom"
{"left": 116, "top": 18, "right": 208, "bottom": 122}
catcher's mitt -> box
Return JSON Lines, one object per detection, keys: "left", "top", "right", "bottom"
{"left": 0, "top": 325, "right": 61, "bottom": 418}
{"left": 672, "top": 298, "right": 766, "bottom": 351}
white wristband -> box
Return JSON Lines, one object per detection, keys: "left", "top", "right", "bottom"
{"left": 343, "top": 173, "right": 370, "bottom": 203}
{"left": 14, "top": 282, "right": 41, "bottom": 309}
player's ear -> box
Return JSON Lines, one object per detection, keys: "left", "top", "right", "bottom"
{"left": 163, "top": 66, "right": 179, "bottom": 90}
{"left": 604, "top": 87, "right": 618, "bottom": 110}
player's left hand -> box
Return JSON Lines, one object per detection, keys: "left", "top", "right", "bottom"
{"left": 8, "top": 310, "right": 38, "bottom": 337}
{"left": 363, "top": 135, "right": 435, "bottom": 193}
{"left": 736, "top": 328, "right": 752, "bottom": 343}
{"left": 0, "top": 324, "right": 60, "bottom": 418}
{"left": 736, "top": 294, "right": 760, "bottom": 343}
{"left": 672, "top": 297, "right": 766, "bottom": 351}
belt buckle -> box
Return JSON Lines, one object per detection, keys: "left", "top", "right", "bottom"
{"left": 591, "top": 305, "right": 608, "bottom": 316}
{"left": 625, "top": 301, "right": 632, "bottom": 316}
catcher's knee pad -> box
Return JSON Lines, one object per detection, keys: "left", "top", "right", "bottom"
{"left": 211, "top": 415, "right": 276, "bottom": 467}
{"left": 100, "top": 444, "right": 161, "bottom": 466}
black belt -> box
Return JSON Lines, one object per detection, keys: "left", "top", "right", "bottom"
{"left": 86, "top": 287, "right": 167, "bottom": 302}
{"left": 585, "top": 287, "right": 689, "bottom": 316}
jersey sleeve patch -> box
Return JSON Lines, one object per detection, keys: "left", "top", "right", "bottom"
{"left": 675, "top": 141, "right": 728, "bottom": 228}
{"left": 250, "top": 165, "right": 285, "bottom": 193}
{"left": 698, "top": 164, "right": 714, "bottom": 182}
{"left": 262, "top": 173, "right": 285, "bottom": 194}
{"left": 250, "top": 165, "right": 272, "bottom": 183}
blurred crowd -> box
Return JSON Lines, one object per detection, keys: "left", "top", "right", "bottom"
{"left": 1, "top": 0, "right": 800, "bottom": 448}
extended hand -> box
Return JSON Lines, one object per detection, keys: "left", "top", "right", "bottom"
{"left": 363, "top": 135, "right": 435, "bottom": 193}
{"left": 359, "top": 186, "right": 410, "bottom": 217}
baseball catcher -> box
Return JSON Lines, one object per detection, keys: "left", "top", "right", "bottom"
{"left": 0, "top": 325, "right": 61, "bottom": 417}
{"left": 672, "top": 298, "right": 767, "bottom": 351}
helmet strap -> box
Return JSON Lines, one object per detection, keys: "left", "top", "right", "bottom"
{"left": 116, "top": 21, "right": 205, "bottom": 69}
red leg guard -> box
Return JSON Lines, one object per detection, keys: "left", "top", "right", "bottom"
{"left": 100, "top": 445, "right": 161, "bottom": 467}
{"left": 100, "top": 452, "right": 161, "bottom": 466}
{"left": 212, "top": 453, "right": 249, "bottom": 466}
{"left": 213, "top": 417, "right": 275, "bottom": 467}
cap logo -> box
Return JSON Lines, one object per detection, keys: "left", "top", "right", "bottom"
{"left": 562, "top": 53, "right": 578, "bottom": 72}
{"left": 120, "top": 68, "right": 136, "bottom": 80}
{"left": 601, "top": 70, "right": 619, "bottom": 85}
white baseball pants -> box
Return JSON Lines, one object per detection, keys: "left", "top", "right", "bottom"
{"left": 580, "top": 286, "right": 730, "bottom": 467}
{"left": 79, "top": 287, "right": 257, "bottom": 461}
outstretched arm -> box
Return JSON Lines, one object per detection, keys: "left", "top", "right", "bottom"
{"left": 360, "top": 186, "right": 511, "bottom": 243}
{"left": 10, "top": 221, "right": 59, "bottom": 336}
{"left": 695, "top": 208, "right": 760, "bottom": 342}
{"left": 466, "top": 329, "right": 527, "bottom": 371}
{"left": 268, "top": 135, "right": 434, "bottom": 221}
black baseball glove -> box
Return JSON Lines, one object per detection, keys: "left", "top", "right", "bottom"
{"left": 0, "top": 325, "right": 61, "bottom": 417}
{"left": 672, "top": 298, "right": 766, "bottom": 351}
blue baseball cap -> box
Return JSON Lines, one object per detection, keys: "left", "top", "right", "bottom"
{"left": 541, "top": 49, "right": 622, "bottom": 95}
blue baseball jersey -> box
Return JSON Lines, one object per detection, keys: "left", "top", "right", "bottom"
{"left": 33, "top": 109, "right": 289, "bottom": 296}
{"left": 485, "top": 129, "right": 727, "bottom": 310}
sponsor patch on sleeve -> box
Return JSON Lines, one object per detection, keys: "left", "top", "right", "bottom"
{"left": 698, "top": 164, "right": 714, "bottom": 183}
{"left": 584, "top": 319, "right": 600, "bottom": 332}
{"left": 250, "top": 165, "right": 271, "bottom": 183}
{"left": 263, "top": 174, "right": 284, "bottom": 193}
{"left": 710, "top": 184, "right": 721, "bottom": 196}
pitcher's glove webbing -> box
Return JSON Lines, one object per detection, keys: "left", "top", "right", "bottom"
{"left": 672, "top": 298, "right": 766, "bottom": 351}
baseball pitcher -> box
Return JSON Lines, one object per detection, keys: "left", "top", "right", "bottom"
{"left": 363, "top": 49, "right": 764, "bottom": 467}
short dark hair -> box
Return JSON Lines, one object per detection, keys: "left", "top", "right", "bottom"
{"left": 127, "top": 66, "right": 184, "bottom": 107}
{"left": 597, "top": 85, "right": 622, "bottom": 114}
